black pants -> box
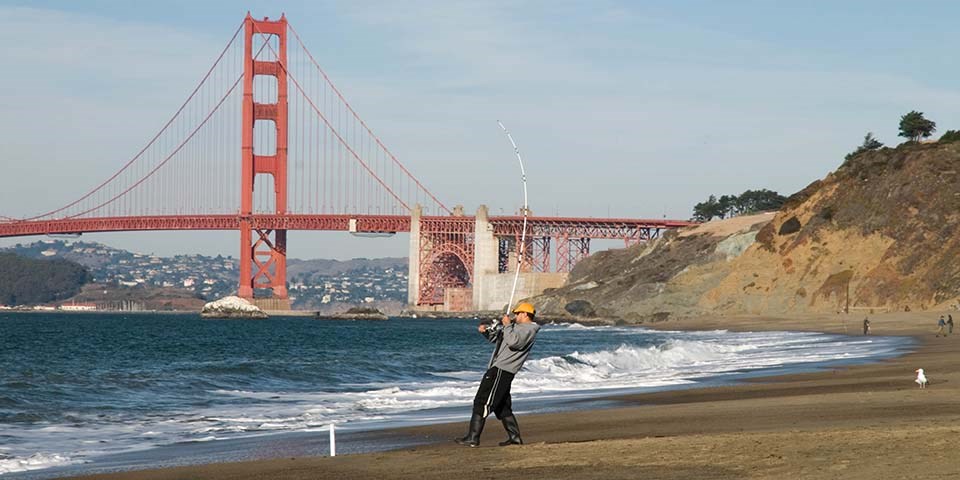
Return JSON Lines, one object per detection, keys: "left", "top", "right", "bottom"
{"left": 472, "top": 367, "right": 515, "bottom": 419}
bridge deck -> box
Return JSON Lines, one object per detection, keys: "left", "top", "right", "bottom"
{"left": 0, "top": 215, "right": 695, "bottom": 239}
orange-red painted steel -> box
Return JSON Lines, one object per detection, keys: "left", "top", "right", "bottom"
{"left": 240, "top": 14, "right": 289, "bottom": 299}
{"left": 0, "top": 215, "right": 693, "bottom": 239}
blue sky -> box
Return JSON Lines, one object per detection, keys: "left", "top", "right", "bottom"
{"left": 1, "top": 1, "right": 958, "bottom": 259}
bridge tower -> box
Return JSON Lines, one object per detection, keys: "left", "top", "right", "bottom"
{"left": 239, "top": 13, "right": 289, "bottom": 300}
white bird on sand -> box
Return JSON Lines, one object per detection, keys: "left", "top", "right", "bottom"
{"left": 915, "top": 368, "right": 928, "bottom": 389}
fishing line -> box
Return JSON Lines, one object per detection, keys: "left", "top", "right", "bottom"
{"left": 497, "top": 120, "right": 528, "bottom": 314}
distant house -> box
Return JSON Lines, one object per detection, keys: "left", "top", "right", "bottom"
{"left": 60, "top": 303, "right": 97, "bottom": 312}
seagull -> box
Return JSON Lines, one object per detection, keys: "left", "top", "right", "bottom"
{"left": 915, "top": 368, "right": 928, "bottom": 389}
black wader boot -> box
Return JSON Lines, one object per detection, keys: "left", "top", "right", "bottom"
{"left": 498, "top": 415, "right": 523, "bottom": 446}
{"left": 455, "top": 413, "right": 486, "bottom": 447}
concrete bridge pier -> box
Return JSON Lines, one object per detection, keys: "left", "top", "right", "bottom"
{"left": 472, "top": 205, "right": 498, "bottom": 311}
{"left": 408, "top": 204, "right": 568, "bottom": 312}
{"left": 407, "top": 204, "right": 422, "bottom": 306}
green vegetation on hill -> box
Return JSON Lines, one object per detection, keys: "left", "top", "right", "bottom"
{"left": 845, "top": 132, "right": 884, "bottom": 160}
{"left": 898, "top": 110, "right": 936, "bottom": 143}
{"left": 0, "top": 253, "right": 90, "bottom": 305}
{"left": 692, "top": 189, "right": 786, "bottom": 221}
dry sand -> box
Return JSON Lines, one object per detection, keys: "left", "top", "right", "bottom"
{"left": 68, "top": 312, "right": 960, "bottom": 480}
{"left": 678, "top": 212, "right": 773, "bottom": 238}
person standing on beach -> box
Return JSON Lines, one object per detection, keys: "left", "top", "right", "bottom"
{"left": 456, "top": 302, "right": 540, "bottom": 448}
{"left": 863, "top": 317, "right": 871, "bottom": 335}
{"left": 936, "top": 316, "right": 947, "bottom": 337}
{"left": 948, "top": 315, "right": 954, "bottom": 335}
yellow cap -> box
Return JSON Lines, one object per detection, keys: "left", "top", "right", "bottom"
{"left": 512, "top": 302, "right": 535, "bottom": 315}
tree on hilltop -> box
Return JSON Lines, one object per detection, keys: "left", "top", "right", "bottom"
{"left": 860, "top": 132, "right": 883, "bottom": 150}
{"left": 939, "top": 130, "right": 960, "bottom": 144}
{"left": 737, "top": 189, "right": 787, "bottom": 213}
{"left": 691, "top": 190, "right": 786, "bottom": 221}
{"left": 845, "top": 132, "right": 884, "bottom": 160}
{"left": 898, "top": 111, "right": 936, "bottom": 142}
{"left": 692, "top": 195, "right": 723, "bottom": 222}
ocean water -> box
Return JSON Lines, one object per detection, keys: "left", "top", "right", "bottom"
{"left": 0, "top": 313, "right": 911, "bottom": 477}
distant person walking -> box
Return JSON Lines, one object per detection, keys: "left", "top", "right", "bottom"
{"left": 948, "top": 315, "right": 954, "bottom": 335}
{"left": 936, "top": 316, "right": 947, "bottom": 337}
{"left": 863, "top": 317, "right": 871, "bottom": 335}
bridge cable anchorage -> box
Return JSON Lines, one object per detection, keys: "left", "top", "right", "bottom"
{"left": 498, "top": 121, "right": 529, "bottom": 314}
{"left": 24, "top": 20, "right": 246, "bottom": 221}
{"left": 251, "top": 24, "right": 415, "bottom": 215}
{"left": 60, "top": 37, "right": 275, "bottom": 220}
{"left": 287, "top": 22, "right": 450, "bottom": 215}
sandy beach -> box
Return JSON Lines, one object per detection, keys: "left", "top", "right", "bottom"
{"left": 66, "top": 312, "right": 960, "bottom": 480}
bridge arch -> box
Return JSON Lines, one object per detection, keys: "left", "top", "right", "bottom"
{"left": 418, "top": 241, "right": 473, "bottom": 306}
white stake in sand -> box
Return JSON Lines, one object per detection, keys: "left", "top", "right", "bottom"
{"left": 329, "top": 423, "right": 336, "bottom": 456}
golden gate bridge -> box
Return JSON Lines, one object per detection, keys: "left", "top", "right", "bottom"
{"left": 0, "top": 14, "right": 693, "bottom": 310}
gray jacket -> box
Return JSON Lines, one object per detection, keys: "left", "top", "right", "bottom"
{"left": 487, "top": 322, "right": 540, "bottom": 374}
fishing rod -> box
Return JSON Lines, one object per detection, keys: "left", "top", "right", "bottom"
{"left": 485, "top": 121, "right": 529, "bottom": 340}
{"left": 499, "top": 120, "right": 529, "bottom": 315}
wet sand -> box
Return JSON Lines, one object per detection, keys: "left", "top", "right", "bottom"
{"left": 67, "top": 312, "right": 960, "bottom": 480}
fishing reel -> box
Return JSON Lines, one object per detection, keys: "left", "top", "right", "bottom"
{"left": 483, "top": 317, "right": 505, "bottom": 339}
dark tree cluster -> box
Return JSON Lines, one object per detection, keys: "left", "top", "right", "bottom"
{"left": 845, "top": 132, "right": 884, "bottom": 160}
{"left": 692, "top": 189, "right": 787, "bottom": 222}
{"left": 0, "top": 253, "right": 90, "bottom": 305}
{"left": 939, "top": 130, "right": 960, "bottom": 144}
{"left": 898, "top": 110, "right": 936, "bottom": 143}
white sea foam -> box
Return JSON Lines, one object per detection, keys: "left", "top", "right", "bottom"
{"left": 0, "top": 453, "right": 82, "bottom": 475}
{"left": 188, "top": 329, "right": 907, "bottom": 435}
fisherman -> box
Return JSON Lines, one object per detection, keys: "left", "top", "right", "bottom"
{"left": 456, "top": 302, "right": 540, "bottom": 447}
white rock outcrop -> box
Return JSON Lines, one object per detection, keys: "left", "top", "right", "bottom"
{"left": 200, "top": 296, "right": 268, "bottom": 319}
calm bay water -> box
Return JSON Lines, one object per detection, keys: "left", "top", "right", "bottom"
{"left": 0, "top": 312, "right": 911, "bottom": 477}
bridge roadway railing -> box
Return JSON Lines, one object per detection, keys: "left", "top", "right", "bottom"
{"left": 488, "top": 216, "right": 695, "bottom": 240}
{"left": 0, "top": 214, "right": 413, "bottom": 238}
{"left": 0, "top": 214, "right": 695, "bottom": 239}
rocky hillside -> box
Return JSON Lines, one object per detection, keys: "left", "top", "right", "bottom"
{"left": 533, "top": 141, "right": 960, "bottom": 321}
{"left": 533, "top": 214, "right": 772, "bottom": 322}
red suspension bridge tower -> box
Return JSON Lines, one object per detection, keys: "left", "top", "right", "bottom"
{"left": 239, "top": 14, "right": 289, "bottom": 301}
